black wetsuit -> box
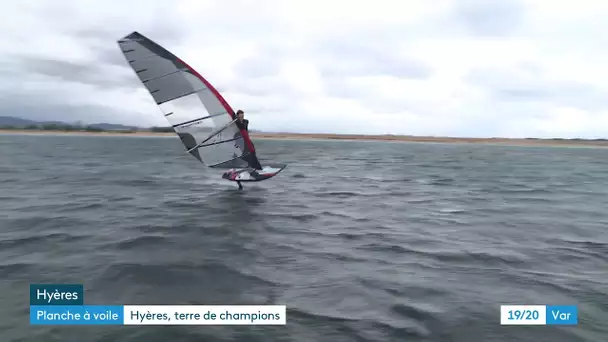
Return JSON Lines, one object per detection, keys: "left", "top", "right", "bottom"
{"left": 235, "top": 118, "right": 263, "bottom": 170}
{"left": 236, "top": 118, "right": 249, "bottom": 131}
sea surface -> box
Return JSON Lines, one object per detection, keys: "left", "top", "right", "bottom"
{"left": 0, "top": 133, "right": 607, "bottom": 342}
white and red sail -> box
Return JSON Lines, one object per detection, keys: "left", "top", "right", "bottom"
{"left": 117, "top": 31, "right": 257, "bottom": 169}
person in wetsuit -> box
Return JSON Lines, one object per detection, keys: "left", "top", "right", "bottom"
{"left": 232, "top": 109, "right": 262, "bottom": 190}
{"left": 235, "top": 110, "right": 249, "bottom": 131}
{"left": 235, "top": 109, "right": 263, "bottom": 170}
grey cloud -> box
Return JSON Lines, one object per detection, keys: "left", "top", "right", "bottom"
{"left": 1, "top": 27, "right": 150, "bottom": 126}
{"left": 6, "top": 21, "right": 151, "bottom": 91}
{"left": 322, "top": 76, "right": 367, "bottom": 100}
{"left": 322, "top": 75, "right": 422, "bottom": 115}
{"left": 317, "top": 40, "right": 432, "bottom": 79}
{"left": 234, "top": 53, "right": 281, "bottom": 79}
{"left": 467, "top": 66, "right": 608, "bottom": 111}
{"left": 74, "top": 25, "right": 184, "bottom": 71}
{"left": 0, "top": 91, "right": 146, "bottom": 126}
{"left": 537, "top": 83, "right": 608, "bottom": 112}
{"left": 496, "top": 88, "right": 548, "bottom": 100}
{"left": 233, "top": 80, "right": 315, "bottom": 108}
{"left": 18, "top": 57, "right": 138, "bottom": 89}
{"left": 74, "top": 26, "right": 185, "bottom": 67}
{"left": 467, "top": 66, "right": 551, "bottom": 100}
{"left": 96, "top": 47, "right": 130, "bottom": 68}
{"left": 230, "top": 80, "right": 280, "bottom": 97}
{"left": 231, "top": 47, "right": 308, "bottom": 98}
{"left": 452, "top": 0, "right": 524, "bottom": 36}
{"left": 74, "top": 25, "right": 183, "bottom": 46}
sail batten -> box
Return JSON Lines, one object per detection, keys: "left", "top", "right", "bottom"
{"left": 142, "top": 70, "right": 182, "bottom": 84}
{"left": 128, "top": 54, "right": 163, "bottom": 64}
{"left": 156, "top": 90, "right": 199, "bottom": 105}
{"left": 172, "top": 112, "right": 228, "bottom": 128}
{"left": 187, "top": 118, "right": 238, "bottom": 153}
{"left": 200, "top": 137, "right": 243, "bottom": 148}
{"left": 117, "top": 31, "right": 253, "bottom": 169}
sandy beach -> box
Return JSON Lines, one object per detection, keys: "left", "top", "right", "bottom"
{"left": 254, "top": 133, "right": 608, "bottom": 147}
{"left": 1, "top": 129, "right": 607, "bottom": 147}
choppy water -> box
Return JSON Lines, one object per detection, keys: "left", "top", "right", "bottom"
{"left": 0, "top": 133, "right": 607, "bottom": 342}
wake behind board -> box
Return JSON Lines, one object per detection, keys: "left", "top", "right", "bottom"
{"left": 116, "top": 31, "right": 287, "bottom": 185}
{"left": 222, "top": 164, "right": 287, "bottom": 182}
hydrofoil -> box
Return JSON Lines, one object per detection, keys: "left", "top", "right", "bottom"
{"left": 223, "top": 164, "right": 287, "bottom": 189}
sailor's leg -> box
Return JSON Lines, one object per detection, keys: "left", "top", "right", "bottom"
{"left": 237, "top": 181, "right": 243, "bottom": 190}
{"left": 246, "top": 152, "right": 263, "bottom": 170}
{"left": 253, "top": 155, "right": 263, "bottom": 170}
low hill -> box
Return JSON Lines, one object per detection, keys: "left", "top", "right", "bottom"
{"left": 0, "top": 116, "right": 139, "bottom": 131}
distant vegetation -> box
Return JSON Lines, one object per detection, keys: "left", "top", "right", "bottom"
{"left": 0, "top": 116, "right": 157, "bottom": 133}
{"left": 0, "top": 117, "right": 176, "bottom": 134}
{"left": 525, "top": 137, "right": 608, "bottom": 142}
{"left": 0, "top": 123, "right": 137, "bottom": 133}
{"left": 150, "top": 126, "right": 174, "bottom": 133}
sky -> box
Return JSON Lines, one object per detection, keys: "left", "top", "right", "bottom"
{"left": 2, "top": 0, "right": 608, "bottom": 138}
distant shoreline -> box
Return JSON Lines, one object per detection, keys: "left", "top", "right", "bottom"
{"left": 1, "top": 129, "right": 607, "bottom": 147}
{"left": 254, "top": 133, "right": 608, "bottom": 147}
{"left": 0, "top": 129, "right": 174, "bottom": 137}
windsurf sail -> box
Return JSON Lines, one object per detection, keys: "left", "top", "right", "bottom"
{"left": 117, "top": 31, "right": 259, "bottom": 169}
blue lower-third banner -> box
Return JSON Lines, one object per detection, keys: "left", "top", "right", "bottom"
{"left": 31, "top": 305, "right": 124, "bottom": 325}
{"left": 31, "top": 305, "right": 287, "bottom": 325}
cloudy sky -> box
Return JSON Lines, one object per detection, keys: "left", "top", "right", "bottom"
{"left": 2, "top": 0, "right": 608, "bottom": 138}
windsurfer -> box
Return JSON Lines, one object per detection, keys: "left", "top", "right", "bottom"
{"left": 235, "top": 110, "right": 249, "bottom": 130}
{"left": 235, "top": 109, "right": 263, "bottom": 171}
{"left": 230, "top": 109, "right": 261, "bottom": 190}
